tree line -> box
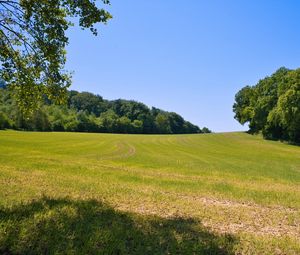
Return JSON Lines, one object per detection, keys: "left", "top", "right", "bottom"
{"left": 0, "top": 86, "right": 211, "bottom": 134}
{"left": 233, "top": 67, "right": 300, "bottom": 143}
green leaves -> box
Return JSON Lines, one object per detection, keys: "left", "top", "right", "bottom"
{"left": 0, "top": 0, "right": 112, "bottom": 115}
{"left": 0, "top": 87, "right": 207, "bottom": 134}
{"left": 233, "top": 67, "right": 300, "bottom": 143}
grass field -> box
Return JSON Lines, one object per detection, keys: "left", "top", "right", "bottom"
{"left": 0, "top": 130, "right": 300, "bottom": 254}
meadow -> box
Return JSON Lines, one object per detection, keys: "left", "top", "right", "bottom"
{"left": 0, "top": 130, "right": 299, "bottom": 254}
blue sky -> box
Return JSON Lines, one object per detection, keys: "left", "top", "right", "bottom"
{"left": 65, "top": 0, "right": 300, "bottom": 132}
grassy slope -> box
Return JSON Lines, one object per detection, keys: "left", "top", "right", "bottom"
{"left": 0, "top": 131, "right": 299, "bottom": 254}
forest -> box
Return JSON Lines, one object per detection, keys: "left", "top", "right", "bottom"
{"left": 0, "top": 85, "right": 210, "bottom": 134}
{"left": 233, "top": 67, "right": 300, "bottom": 143}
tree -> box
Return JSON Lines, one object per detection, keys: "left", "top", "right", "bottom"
{"left": 0, "top": 0, "right": 112, "bottom": 113}
{"left": 201, "top": 127, "right": 211, "bottom": 133}
{"left": 0, "top": 78, "right": 5, "bottom": 88}
{"left": 70, "top": 91, "right": 105, "bottom": 116}
{"left": 233, "top": 86, "right": 255, "bottom": 127}
{"left": 168, "top": 112, "right": 185, "bottom": 133}
{"left": 0, "top": 111, "right": 10, "bottom": 129}
{"left": 99, "top": 109, "right": 118, "bottom": 132}
{"left": 233, "top": 67, "right": 300, "bottom": 143}
{"left": 272, "top": 70, "right": 300, "bottom": 142}
{"left": 155, "top": 113, "right": 171, "bottom": 134}
{"left": 131, "top": 119, "right": 143, "bottom": 133}
{"left": 117, "top": 116, "right": 132, "bottom": 133}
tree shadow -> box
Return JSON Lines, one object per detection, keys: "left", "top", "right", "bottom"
{"left": 0, "top": 197, "right": 238, "bottom": 254}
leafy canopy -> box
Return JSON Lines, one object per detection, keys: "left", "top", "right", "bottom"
{"left": 0, "top": 87, "right": 211, "bottom": 134}
{"left": 0, "top": 0, "right": 112, "bottom": 114}
{"left": 233, "top": 67, "right": 300, "bottom": 143}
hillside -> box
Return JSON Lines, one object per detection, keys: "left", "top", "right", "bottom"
{"left": 0, "top": 131, "right": 299, "bottom": 254}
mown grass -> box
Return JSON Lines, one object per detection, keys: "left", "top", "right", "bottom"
{"left": 0, "top": 130, "right": 300, "bottom": 254}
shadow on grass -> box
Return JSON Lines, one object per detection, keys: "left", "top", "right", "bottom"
{"left": 0, "top": 197, "right": 238, "bottom": 254}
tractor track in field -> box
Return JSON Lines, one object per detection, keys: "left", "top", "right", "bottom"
{"left": 97, "top": 142, "right": 136, "bottom": 160}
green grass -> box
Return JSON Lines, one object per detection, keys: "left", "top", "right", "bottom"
{"left": 0, "top": 130, "right": 300, "bottom": 254}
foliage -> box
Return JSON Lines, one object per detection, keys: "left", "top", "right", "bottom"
{"left": 0, "top": 0, "right": 112, "bottom": 114}
{"left": 0, "top": 87, "right": 210, "bottom": 134}
{"left": 0, "top": 78, "right": 5, "bottom": 88}
{"left": 233, "top": 67, "right": 300, "bottom": 143}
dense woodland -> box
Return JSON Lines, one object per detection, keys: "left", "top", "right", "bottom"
{"left": 233, "top": 67, "right": 300, "bottom": 143}
{"left": 0, "top": 86, "right": 210, "bottom": 134}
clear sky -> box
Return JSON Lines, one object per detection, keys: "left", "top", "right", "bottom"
{"left": 65, "top": 0, "right": 300, "bottom": 132}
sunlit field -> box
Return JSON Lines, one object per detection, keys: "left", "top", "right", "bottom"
{"left": 0, "top": 130, "right": 299, "bottom": 254}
